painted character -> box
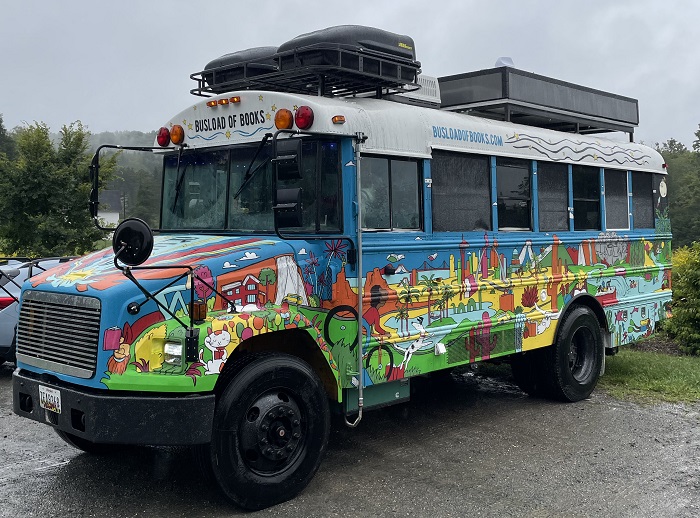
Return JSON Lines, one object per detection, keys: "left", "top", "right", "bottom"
{"left": 362, "top": 285, "right": 389, "bottom": 346}
{"left": 201, "top": 324, "right": 231, "bottom": 375}
{"left": 107, "top": 339, "right": 131, "bottom": 375}
{"left": 400, "top": 317, "right": 433, "bottom": 369}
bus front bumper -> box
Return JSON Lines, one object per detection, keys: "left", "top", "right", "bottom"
{"left": 12, "top": 369, "right": 215, "bottom": 445}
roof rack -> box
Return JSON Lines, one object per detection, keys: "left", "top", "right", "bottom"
{"left": 191, "top": 26, "right": 422, "bottom": 98}
{"left": 439, "top": 67, "right": 639, "bottom": 139}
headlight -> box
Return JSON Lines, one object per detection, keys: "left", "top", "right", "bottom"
{"left": 164, "top": 342, "right": 184, "bottom": 366}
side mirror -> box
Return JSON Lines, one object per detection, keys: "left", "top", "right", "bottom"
{"left": 112, "top": 218, "right": 154, "bottom": 266}
{"left": 273, "top": 138, "right": 302, "bottom": 181}
{"left": 273, "top": 188, "right": 303, "bottom": 228}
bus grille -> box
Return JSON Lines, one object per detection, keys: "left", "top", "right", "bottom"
{"left": 16, "top": 290, "right": 101, "bottom": 379}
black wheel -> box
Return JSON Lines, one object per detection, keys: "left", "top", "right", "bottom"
{"left": 206, "top": 353, "right": 330, "bottom": 510}
{"left": 543, "top": 306, "right": 604, "bottom": 402}
{"left": 365, "top": 345, "right": 394, "bottom": 381}
{"left": 55, "top": 429, "right": 121, "bottom": 455}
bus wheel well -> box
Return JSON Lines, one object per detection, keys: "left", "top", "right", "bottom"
{"left": 561, "top": 295, "right": 608, "bottom": 335}
{"left": 214, "top": 329, "right": 339, "bottom": 402}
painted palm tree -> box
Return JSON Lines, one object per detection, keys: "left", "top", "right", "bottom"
{"left": 396, "top": 305, "right": 409, "bottom": 336}
{"left": 398, "top": 284, "right": 420, "bottom": 333}
{"left": 418, "top": 274, "right": 439, "bottom": 324}
{"left": 441, "top": 283, "right": 455, "bottom": 319}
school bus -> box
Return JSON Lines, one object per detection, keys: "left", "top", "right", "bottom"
{"left": 13, "top": 26, "right": 671, "bottom": 509}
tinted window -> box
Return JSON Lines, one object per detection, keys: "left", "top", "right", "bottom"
{"left": 605, "top": 169, "right": 629, "bottom": 229}
{"left": 361, "top": 156, "right": 421, "bottom": 231}
{"left": 538, "top": 162, "right": 569, "bottom": 231}
{"left": 632, "top": 171, "right": 654, "bottom": 229}
{"left": 497, "top": 157, "right": 531, "bottom": 230}
{"left": 573, "top": 165, "right": 600, "bottom": 230}
{"left": 431, "top": 151, "right": 491, "bottom": 231}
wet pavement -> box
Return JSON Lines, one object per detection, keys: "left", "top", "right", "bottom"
{"left": 1, "top": 360, "right": 699, "bottom": 517}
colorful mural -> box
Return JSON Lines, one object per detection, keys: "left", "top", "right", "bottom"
{"left": 21, "top": 210, "right": 671, "bottom": 399}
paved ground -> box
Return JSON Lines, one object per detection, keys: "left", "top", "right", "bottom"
{"left": 1, "top": 360, "right": 699, "bottom": 517}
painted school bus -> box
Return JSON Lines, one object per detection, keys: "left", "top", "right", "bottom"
{"left": 13, "top": 26, "right": 670, "bottom": 510}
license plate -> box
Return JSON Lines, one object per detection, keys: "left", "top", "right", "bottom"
{"left": 39, "top": 385, "right": 61, "bottom": 414}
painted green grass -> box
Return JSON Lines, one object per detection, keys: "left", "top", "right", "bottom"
{"left": 599, "top": 349, "right": 700, "bottom": 403}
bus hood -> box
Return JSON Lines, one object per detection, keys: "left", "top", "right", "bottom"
{"left": 27, "top": 234, "right": 290, "bottom": 296}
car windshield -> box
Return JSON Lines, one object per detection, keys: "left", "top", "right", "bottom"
{"left": 160, "top": 140, "right": 341, "bottom": 233}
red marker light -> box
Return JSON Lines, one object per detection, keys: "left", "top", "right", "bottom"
{"left": 295, "top": 106, "right": 314, "bottom": 130}
{"left": 157, "top": 127, "right": 171, "bottom": 147}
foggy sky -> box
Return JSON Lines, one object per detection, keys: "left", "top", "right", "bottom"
{"left": 2, "top": 0, "right": 698, "bottom": 147}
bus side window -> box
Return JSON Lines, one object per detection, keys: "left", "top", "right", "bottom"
{"left": 604, "top": 169, "right": 630, "bottom": 230}
{"left": 572, "top": 165, "right": 601, "bottom": 230}
{"left": 496, "top": 157, "right": 531, "bottom": 231}
{"left": 431, "top": 150, "right": 491, "bottom": 231}
{"left": 538, "top": 161, "right": 569, "bottom": 231}
{"left": 360, "top": 156, "right": 421, "bottom": 231}
{"left": 632, "top": 171, "right": 654, "bottom": 228}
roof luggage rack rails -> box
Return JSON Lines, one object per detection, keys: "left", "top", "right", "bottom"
{"left": 190, "top": 43, "right": 422, "bottom": 98}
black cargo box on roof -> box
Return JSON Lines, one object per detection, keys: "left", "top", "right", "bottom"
{"left": 439, "top": 67, "right": 639, "bottom": 137}
{"left": 202, "top": 47, "right": 278, "bottom": 87}
{"left": 191, "top": 25, "right": 421, "bottom": 98}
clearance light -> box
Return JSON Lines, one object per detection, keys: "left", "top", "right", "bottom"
{"left": 218, "top": 98, "right": 229, "bottom": 105}
{"left": 295, "top": 105, "right": 314, "bottom": 130}
{"left": 275, "top": 108, "right": 294, "bottom": 130}
{"left": 206, "top": 100, "right": 218, "bottom": 107}
{"left": 332, "top": 115, "right": 346, "bottom": 124}
{"left": 170, "top": 124, "right": 185, "bottom": 145}
{"left": 157, "top": 127, "right": 171, "bottom": 147}
{"left": 230, "top": 96, "right": 241, "bottom": 103}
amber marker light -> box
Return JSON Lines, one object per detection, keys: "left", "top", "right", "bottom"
{"left": 217, "top": 98, "right": 229, "bottom": 105}
{"left": 275, "top": 108, "right": 294, "bottom": 130}
{"left": 206, "top": 100, "right": 218, "bottom": 107}
{"left": 156, "top": 127, "right": 171, "bottom": 147}
{"left": 332, "top": 115, "right": 346, "bottom": 124}
{"left": 170, "top": 124, "right": 185, "bottom": 145}
{"left": 230, "top": 96, "right": 241, "bottom": 103}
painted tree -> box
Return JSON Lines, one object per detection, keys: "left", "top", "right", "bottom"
{"left": 418, "top": 274, "right": 438, "bottom": 324}
{"left": 398, "top": 284, "right": 420, "bottom": 333}
{"left": 259, "top": 267, "right": 277, "bottom": 303}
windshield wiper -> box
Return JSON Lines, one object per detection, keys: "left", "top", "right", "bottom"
{"left": 233, "top": 133, "right": 272, "bottom": 199}
{"left": 171, "top": 146, "right": 191, "bottom": 212}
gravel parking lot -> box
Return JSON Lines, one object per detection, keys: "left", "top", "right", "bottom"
{"left": 1, "top": 361, "right": 699, "bottom": 517}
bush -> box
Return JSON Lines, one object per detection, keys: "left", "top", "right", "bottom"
{"left": 665, "top": 243, "right": 700, "bottom": 355}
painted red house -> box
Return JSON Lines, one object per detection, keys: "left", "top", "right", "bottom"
{"left": 215, "top": 274, "right": 263, "bottom": 310}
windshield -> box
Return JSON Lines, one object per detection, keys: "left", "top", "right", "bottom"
{"left": 160, "top": 140, "right": 341, "bottom": 232}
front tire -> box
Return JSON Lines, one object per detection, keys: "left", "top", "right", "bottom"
{"left": 206, "top": 354, "right": 330, "bottom": 510}
{"left": 543, "top": 306, "right": 604, "bottom": 402}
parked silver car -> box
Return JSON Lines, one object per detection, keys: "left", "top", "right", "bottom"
{"left": 0, "top": 257, "right": 74, "bottom": 365}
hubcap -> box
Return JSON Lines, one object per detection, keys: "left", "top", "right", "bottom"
{"left": 239, "top": 390, "right": 304, "bottom": 474}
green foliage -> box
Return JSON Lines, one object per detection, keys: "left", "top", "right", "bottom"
{"left": 0, "top": 121, "right": 115, "bottom": 256}
{"left": 657, "top": 139, "right": 700, "bottom": 248}
{"left": 599, "top": 348, "right": 700, "bottom": 403}
{"left": 0, "top": 114, "right": 16, "bottom": 160}
{"left": 665, "top": 244, "right": 700, "bottom": 354}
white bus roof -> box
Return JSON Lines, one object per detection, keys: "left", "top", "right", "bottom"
{"left": 161, "top": 91, "right": 665, "bottom": 174}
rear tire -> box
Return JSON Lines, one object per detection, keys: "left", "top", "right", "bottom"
{"left": 204, "top": 353, "right": 330, "bottom": 510}
{"left": 543, "top": 306, "right": 604, "bottom": 402}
